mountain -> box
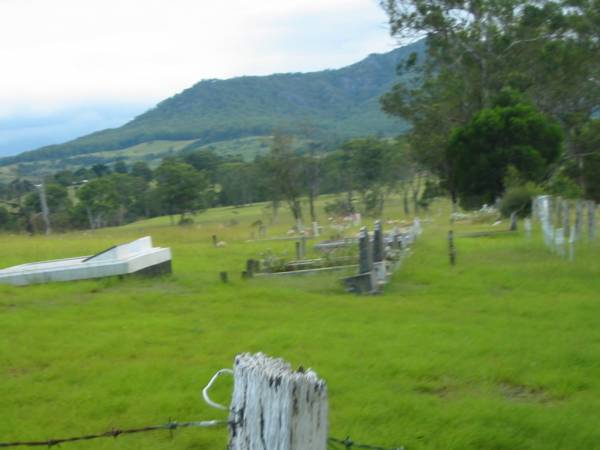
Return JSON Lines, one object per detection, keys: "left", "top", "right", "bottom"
{"left": 0, "top": 40, "right": 424, "bottom": 168}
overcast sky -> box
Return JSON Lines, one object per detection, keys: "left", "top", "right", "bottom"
{"left": 0, "top": 0, "right": 395, "bottom": 117}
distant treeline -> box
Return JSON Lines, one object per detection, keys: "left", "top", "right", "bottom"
{"left": 0, "top": 136, "right": 434, "bottom": 234}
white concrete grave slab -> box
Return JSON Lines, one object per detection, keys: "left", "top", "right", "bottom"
{"left": 0, "top": 236, "right": 171, "bottom": 286}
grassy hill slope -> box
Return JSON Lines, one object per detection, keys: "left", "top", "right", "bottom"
{"left": 1, "top": 41, "right": 423, "bottom": 168}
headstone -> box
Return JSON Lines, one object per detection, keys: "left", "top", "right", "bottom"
{"left": 220, "top": 271, "right": 229, "bottom": 283}
{"left": 246, "top": 259, "right": 255, "bottom": 278}
{"left": 295, "top": 241, "right": 302, "bottom": 260}
{"left": 358, "top": 226, "right": 372, "bottom": 274}
{"left": 212, "top": 234, "right": 218, "bottom": 247}
{"left": 259, "top": 225, "right": 267, "bottom": 238}
{"left": 372, "top": 221, "right": 386, "bottom": 283}
{"left": 312, "top": 221, "right": 319, "bottom": 237}
{"left": 300, "top": 233, "right": 307, "bottom": 258}
{"left": 373, "top": 221, "right": 384, "bottom": 262}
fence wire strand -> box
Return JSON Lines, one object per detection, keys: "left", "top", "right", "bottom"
{"left": 0, "top": 427, "right": 403, "bottom": 449}
{"left": 0, "top": 420, "right": 226, "bottom": 448}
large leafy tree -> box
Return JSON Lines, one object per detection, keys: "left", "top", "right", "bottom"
{"left": 261, "top": 134, "right": 306, "bottom": 228}
{"left": 155, "top": 159, "right": 209, "bottom": 223}
{"left": 342, "top": 138, "right": 407, "bottom": 216}
{"left": 447, "top": 101, "right": 563, "bottom": 207}
{"left": 381, "top": 0, "right": 600, "bottom": 190}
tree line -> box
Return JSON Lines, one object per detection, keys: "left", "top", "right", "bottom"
{"left": 0, "top": 136, "right": 431, "bottom": 234}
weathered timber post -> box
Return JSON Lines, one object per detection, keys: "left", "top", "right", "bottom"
{"left": 575, "top": 200, "right": 583, "bottom": 240}
{"left": 228, "top": 353, "right": 328, "bottom": 450}
{"left": 562, "top": 200, "right": 570, "bottom": 239}
{"left": 569, "top": 226, "right": 576, "bottom": 261}
{"left": 372, "top": 221, "right": 386, "bottom": 283}
{"left": 532, "top": 197, "right": 539, "bottom": 222}
{"left": 555, "top": 228, "right": 566, "bottom": 258}
{"left": 212, "top": 235, "right": 218, "bottom": 247}
{"left": 524, "top": 218, "right": 532, "bottom": 240}
{"left": 448, "top": 230, "right": 456, "bottom": 266}
{"left": 555, "top": 196, "right": 562, "bottom": 228}
{"left": 589, "top": 201, "right": 596, "bottom": 241}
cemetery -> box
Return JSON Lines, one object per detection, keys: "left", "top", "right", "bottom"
{"left": 1, "top": 196, "right": 599, "bottom": 449}
{"left": 240, "top": 219, "right": 421, "bottom": 295}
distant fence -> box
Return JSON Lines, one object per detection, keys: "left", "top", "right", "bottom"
{"left": 0, "top": 353, "right": 404, "bottom": 450}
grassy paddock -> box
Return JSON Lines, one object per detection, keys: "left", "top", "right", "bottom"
{"left": 1, "top": 197, "right": 599, "bottom": 449}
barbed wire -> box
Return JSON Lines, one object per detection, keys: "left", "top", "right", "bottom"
{"left": 329, "top": 436, "right": 405, "bottom": 450}
{"left": 0, "top": 426, "right": 404, "bottom": 449}
{"left": 0, "top": 420, "right": 226, "bottom": 448}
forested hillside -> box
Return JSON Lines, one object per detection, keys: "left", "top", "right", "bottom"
{"left": 1, "top": 41, "right": 423, "bottom": 167}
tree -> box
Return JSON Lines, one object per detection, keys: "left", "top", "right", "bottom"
{"left": 77, "top": 177, "right": 121, "bottom": 229}
{"left": 262, "top": 134, "right": 305, "bottom": 228}
{"left": 130, "top": 161, "right": 153, "bottom": 182}
{"left": 573, "top": 119, "right": 600, "bottom": 201}
{"left": 155, "top": 159, "right": 209, "bottom": 223}
{"left": 342, "top": 138, "right": 402, "bottom": 216}
{"left": 447, "top": 101, "right": 563, "bottom": 207}
{"left": 91, "top": 163, "right": 112, "bottom": 178}
{"left": 113, "top": 160, "right": 129, "bottom": 174}
{"left": 381, "top": 0, "right": 600, "bottom": 191}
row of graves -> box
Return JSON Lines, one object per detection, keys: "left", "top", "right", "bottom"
{"left": 241, "top": 219, "right": 422, "bottom": 294}
{"left": 533, "top": 195, "right": 596, "bottom": 259}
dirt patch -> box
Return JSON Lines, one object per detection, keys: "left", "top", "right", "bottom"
{"left": 499, "top": 382, "right": 556, "bottom": 403}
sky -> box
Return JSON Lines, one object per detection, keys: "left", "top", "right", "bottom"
{"left": 0, "top": 0, "right": 397, "bottom": 156}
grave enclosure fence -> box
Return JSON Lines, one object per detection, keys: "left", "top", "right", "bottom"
{"left": 532, "top": 196, "right": 597, "bottom": 259}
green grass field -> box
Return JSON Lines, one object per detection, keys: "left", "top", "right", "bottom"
{"left": 1, "top": 198, "right": 599, "bottom": 450}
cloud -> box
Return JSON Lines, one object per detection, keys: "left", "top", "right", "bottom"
{"left": 0, "top": 0, "right": 394, "bottom": 115}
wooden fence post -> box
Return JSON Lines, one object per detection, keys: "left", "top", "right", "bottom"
{"left": 228, "top": 353, "right": 328, "bottom": 450}
{"left": 562, "top": 199, "right": 570, "bottom": 239}
{"left": 448, "top": 230, "right": 456, "bottom": 266}
{"left": 589, "top": 200, "right": 596, "bottom": 241}
{"left": 575, "top": 200, "right": 583, "bottom": 240}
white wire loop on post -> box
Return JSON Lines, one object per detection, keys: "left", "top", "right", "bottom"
{"left": 202, "top": 368, "right": 233, "bottom": 411}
